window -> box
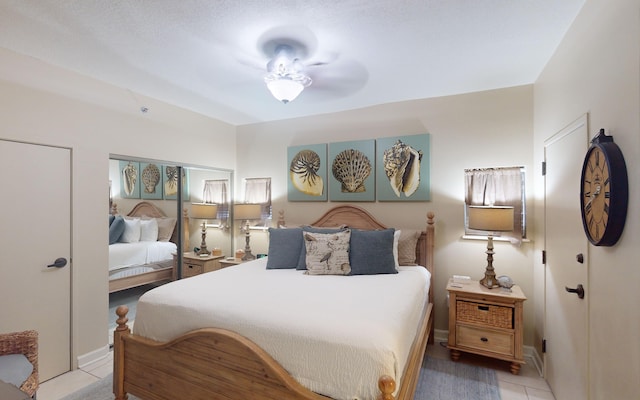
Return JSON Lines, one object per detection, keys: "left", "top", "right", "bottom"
{"left": 243, "top": 177, "right": 272, "bottom": 223}
{"left": 203, "top": 179, "right": 230, "bottom": 223}
{"left": 464, "top": 166, "right": 526, "bottom": 241}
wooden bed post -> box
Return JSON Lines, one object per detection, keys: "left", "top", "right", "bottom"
{"left": 113, "top": 306, "right": 130, "bottom": 400}
{"left": 426, "top": 211, "right": 435, "bottom": 344}
{"left": 377, "top": 375, "right": 396, "bottom": 400}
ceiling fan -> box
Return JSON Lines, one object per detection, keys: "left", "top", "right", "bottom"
{"left": 234, "top": 26, "right": 368, "bottom": 104}
{"left": 263, "top": 43, "right": 313, "bottom": 103}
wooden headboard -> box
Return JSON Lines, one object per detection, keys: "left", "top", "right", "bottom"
{"left": 280, "top": 205, "right": 435, "bottom": 306}
{"left": 112, "top": 201, "right": 189, "bottom": 245}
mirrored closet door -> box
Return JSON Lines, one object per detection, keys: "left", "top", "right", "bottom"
{"left": 107, "top": 156, "right": 233, "bottom": 337}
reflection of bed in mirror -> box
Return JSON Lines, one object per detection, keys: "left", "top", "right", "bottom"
{"left": 108, "top": 201, "right": 188, "bottom": 293}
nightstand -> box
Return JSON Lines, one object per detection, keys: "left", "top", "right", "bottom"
{"left": 219, "top": 257, "right": 244, "bottom": 268}
{"left": 173, "top": 252, "right": 224, "bottom": 278}
{"left": 447, "top": 279, "right": 527, "bottom": 374}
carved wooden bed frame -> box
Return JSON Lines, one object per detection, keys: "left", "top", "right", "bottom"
{"left": 113, "top": 205, "right": 435, "bottom": 400}
{"left": 109, "top": 201, "right": 188, "bottom": 293}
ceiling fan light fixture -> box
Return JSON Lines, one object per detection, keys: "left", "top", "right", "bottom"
{"left": 265, "top": 74, "right": 311, "bottom": 104}
{"left": 264, "top": 43, "right": 312, "bottom": 103}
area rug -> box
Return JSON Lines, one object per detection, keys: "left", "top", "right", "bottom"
{"left": 61, "top": 356, "right": 500, "bottom": 400}
{"left": 415, "top": 356, "right": 501, "bottom": 399}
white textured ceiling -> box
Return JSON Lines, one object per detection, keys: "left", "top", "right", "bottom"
{"left": 0, "top": 1, "right": 585, "bottom": 126}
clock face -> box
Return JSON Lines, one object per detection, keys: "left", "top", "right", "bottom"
{"left": 579, "top": 136, "right": 628, "bottom": 247}
{"left": 581, "top": 147, "right": 610, "bottom": 243}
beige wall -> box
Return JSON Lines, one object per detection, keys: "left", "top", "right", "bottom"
{"left": 5, "top": 2, "right": 636, "bottom": 392}
{"left": 533, "top": 0, "right": 640, "bottom": 397}
{"left": 236, "top": 85, "right": 537, "bottom": 344}
{"left": 0, "top": 48, "right": 237, "bottom": 366}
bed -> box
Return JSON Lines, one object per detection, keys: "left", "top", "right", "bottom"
{"left": 109, "top": 201, "right": 187, "bottom": 293}
{"left": 113, "top": 205, "right": 435, "bottom": 400}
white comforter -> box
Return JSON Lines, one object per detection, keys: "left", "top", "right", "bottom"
{"left": 108, "top": 241, "right": 176, "bottom": 271}
{"left": 133, "top": 257, "right": 431, "bottom": 400}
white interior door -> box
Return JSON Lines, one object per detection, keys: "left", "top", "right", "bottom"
{"left": 543, "top": 116, "right": 589, "bottom": 400}
{"left": 0, "top": 140, "right": 71, "bottom": 381}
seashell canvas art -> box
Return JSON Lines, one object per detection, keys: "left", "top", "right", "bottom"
{"left": 119, "top": 160, "right": 140, "bottom": 198}
{"left": 328, "top": 139, "right": 375, "bottom": 201}
{"left": 382, "top": 140, "right": 422, "bottom": 197}
{"left": 290, "top": 149, "right": 324, "bottom": 196}
{"left": 331, "top": 149, "right": 371, "bottom": 193}
{"left": 376, "top": 134, "right": 430, "bottom": 201}
{"left": 162, "top": 165, "right": 190, "bottom": 200}
{"left": 140, "top": 162, "right": 162, "bottom": 199}
{"left": 287, "top": 143, "right": 328, "bottom": 201}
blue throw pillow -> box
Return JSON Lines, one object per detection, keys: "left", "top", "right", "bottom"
{"left": 349, "top": 228, "right": 398, "bottom": 275}
{"left": 266, "top": 227, "right": 304, "bottom": 269}
{"left": 296, "top": 226, "right": 348, "bottom": 270}
{"left": 0, "top": 354, "right": 33, "bottom": 388}
{"left": 109, "top": 216, "right": 125, "bottom": 245}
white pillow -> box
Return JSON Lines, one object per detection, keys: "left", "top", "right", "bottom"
{"left": 140, "top": 218, "right": 159, "bottom": 241}
{"left": 120, "top": 218, "right": 141, "bottom": 243}
{"left": 393, "top": 229, "right": 401, "bottom": 268}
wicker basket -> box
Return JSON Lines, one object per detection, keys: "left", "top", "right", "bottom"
{"left": 456, "top": 300, "right": 513, "bottom": 329}
{"left": 0, "top": 330, "right": 38, "bottom": 397}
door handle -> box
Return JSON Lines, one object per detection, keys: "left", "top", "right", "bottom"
{"left": 576, "top": 253, "right": 584, "bottom": 263}
{"left": 565, "top": 284, "right": 585, "bottom": 299}
{"left": 47, "top": 257, "right": 68, "bottom": 268}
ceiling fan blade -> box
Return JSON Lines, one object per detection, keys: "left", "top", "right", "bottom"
{"left": 305, "top": 58, "right": 369, "bottom": 98}
{"left": 304, "top": 50, "right": 340, "bottom": 68}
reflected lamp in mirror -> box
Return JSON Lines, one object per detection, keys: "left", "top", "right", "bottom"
{"left": 234, "top": 203, "right": 262, "bottom": 261}
{"left": 468, "top": 205, "right": 514, "bottom": 289}
{"left": 191, "top": 203, "right": 218, "bottom": 256}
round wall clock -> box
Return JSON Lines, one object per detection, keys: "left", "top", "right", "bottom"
{"left": 580, "top": 129, "right": 629, "bottom": 246}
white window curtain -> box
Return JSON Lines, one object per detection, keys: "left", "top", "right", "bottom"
{"left": 203, "top": 179, "right": 229, "bottom": 220}
{"left": 243, "top": 177, "right": 272, "bottom": 221}
{"left": 464, "top": 166, "right": 525, "bottom": 240}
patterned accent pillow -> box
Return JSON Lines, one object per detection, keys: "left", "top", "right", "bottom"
{"left": 398, "top": 230, "right": 421, "bottom": 265}
{"left": 296, "top": 225, "right": 349, "bottom": 270}
{"left": 304, "top": 229, "right": 351, "bottom": 275}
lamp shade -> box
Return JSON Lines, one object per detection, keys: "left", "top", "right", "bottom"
{"left": 191, "top": 203, "right": 218, "bottom": 220}
{"left": 234, "top": 204, "right": 262, "bottom": 220}
{"left": 468, "top": 206, "right": 514, "bottom": 232}
{"left": 266, "top": 79, "right": 305, "bottom": 103}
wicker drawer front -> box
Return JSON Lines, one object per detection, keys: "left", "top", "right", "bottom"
{"left": 183, "top": 263, "right": 203, "bottom": 277}
{"left": 457, "top": 325, "right": 514, "bottom": 356}
{"left": 456, "top": 300, "right": 513, "bottom": 329}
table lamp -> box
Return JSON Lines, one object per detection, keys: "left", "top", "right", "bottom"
{"left": 234, "top": 203, "right": 262, "bottom": 261}
{"left": 468, "top": 205, "right": 514, "bottom": 288}
{"left": 191, "top": 203, "right": 218, "bottom": 256}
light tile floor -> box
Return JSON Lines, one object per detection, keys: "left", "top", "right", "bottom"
{"left": 38, "top": 342, "right": 555, "bottom": 400}
{"left": 37, "top": 352, "right": 112, "bottom": 400}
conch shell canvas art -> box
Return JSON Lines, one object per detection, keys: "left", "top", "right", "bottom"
{"left": 122, "top": 162, "right": 138, "bottom": 196}
{"left": 382, "top": 140, "right": 422, "bottom": 198}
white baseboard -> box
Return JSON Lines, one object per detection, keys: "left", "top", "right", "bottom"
{"left": 434, "top": 328, "right": 448, "bottom": 344}
{"left": 432, "top": 329, "right": 544, "bottom": 377}
{"left": 524, "top": 345, "right": 544, "bottom": 377}
{"left": 77, "top": 345, "right": 110, "bottom": 370}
